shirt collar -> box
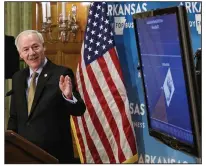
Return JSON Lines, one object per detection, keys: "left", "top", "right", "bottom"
{"left": 29, "top": 58, "right": 48, "bottom": 78}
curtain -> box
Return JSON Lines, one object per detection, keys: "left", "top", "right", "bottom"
{"left": 5, "top": 2, "right": 33, "bottom": 129}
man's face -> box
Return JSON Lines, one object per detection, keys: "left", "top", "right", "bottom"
{"left": 18, "top": 33, "right": 45, "bottom": 71}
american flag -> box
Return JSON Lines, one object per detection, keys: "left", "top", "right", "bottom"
{"left": 71, "top": 2, "right": 138, "bottom": 163}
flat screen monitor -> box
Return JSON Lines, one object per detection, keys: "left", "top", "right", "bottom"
{"left": 133, "top": 6, "right": 201, "bottom": 157}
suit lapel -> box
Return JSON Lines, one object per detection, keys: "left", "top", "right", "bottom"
{"left": 28, "top": 60, "right": 53, "bottom": 117}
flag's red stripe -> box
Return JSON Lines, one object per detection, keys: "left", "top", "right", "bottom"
{"left": 78, "top": 66, "right": 102, "bottom": 163}
{"left": 79, "top": 64, "right": 116, "bottom": 163}
{"left": 81, "top": 116, "right": 103, "bottom": 163}
{"left": 86, "top": 64, "right": 126, "bottom": 162}
{"left": 99, "top": 52, "right": 137, "bottom": 155}
{"left": 72, "top": 117, "right": 86, "bottom": 163}
{"left": 109, "top": 48, "right": 123, "bottom": 81}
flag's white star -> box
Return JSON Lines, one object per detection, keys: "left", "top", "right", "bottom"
{"left": 87, "top": 27, "right": 90, "bottom": 32}
{"left": 88, "top": 47, "right": 92, "bottom": 51}
{"left": 97, "top": 4, "right": 101, "bottom": 10}
{"left": 104, "top": 19, "right": 109, "bottom": 24}
{"left": 104, "top": 28, "right": 108, "bottom": 33}
{"left": 91, "top": 30, "right": 95, "bottom": 35}
{"left": 90, "top": 2, "right": 94, "bottom": 6}
{"left": 96, "top": 42, "right": 100, "bottom": 46}
{"left": 89, "top": 10, "right": 92, "bottom": 15}
{"left": 87, "top": 55, "right": 91, "bottom": 60}
{"left": 88, "top": 18, "right": 91, "bottom": 23}
{"left": 101, "top": 16, "right": 104, "bottom": 21}
{"left": 102, "top": 45, "right": 106, "bottom": 49}
{"left": 102, "top": 8, "right": 104, "bottom": 12}
{"left": 94, "top": 13, "right": 99, "bottom": 18}
{"left": 100, "top": 25, "right": 103, "bottom": 30}
{"left": 85, "top": 44, "right": 87, "bottom": 48}
{"left": 94, "top": 50, "right": 99, "bottom": 55}
{"left": 110, "top": 32, "right": 113, "bottom": 36}
{"left": 86, "top": 35, "right": 88, "bottom": 40}
{"left": 98, "top": 33, "right": 102, "bottom": 38}
{"left": 89, "top": 38, "right": 94, "bottom": 43}
{"left": 103, "top": 36, "right": 107, "bottom": 41}
{"left": 108, "top": 39, "right": 113, "bottom": 44}
{"left": 93, "top": 21, "right": 97, "bottom": 27}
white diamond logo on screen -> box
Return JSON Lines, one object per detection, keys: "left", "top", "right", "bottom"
{"left": 163, "top": 68, "right": 175, "bottom": 107}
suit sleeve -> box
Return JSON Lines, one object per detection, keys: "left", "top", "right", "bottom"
{"left": 63, "top": 68, "right": 86, "bottom": 116}
{"left": 7, "top": 76, "right": 18, "bottom": 132}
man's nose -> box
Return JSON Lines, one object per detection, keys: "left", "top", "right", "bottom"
{"left": 28, "top": 48, "right": 35, "bottom": 55}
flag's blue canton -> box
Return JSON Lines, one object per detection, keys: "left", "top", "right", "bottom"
{"left": 84, "top": 2, "right": 114, "bottom": 66}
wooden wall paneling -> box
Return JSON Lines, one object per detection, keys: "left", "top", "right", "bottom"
{"left": 45, "top": 51, "right": 62, "bottom": 66}
{"left": 61, "top": 53, "right": 80, "bottom": 74}
{"left": 61, "top": 42, "right": 82, "bottom": 54}
{"left": 45, "top": 42, "right": 62, "bottom": 66}
{"left": 61, "top": 42, "right": 81, "bottom": 73}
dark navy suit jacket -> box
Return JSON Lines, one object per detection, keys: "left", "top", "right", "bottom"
{"left": 8, "top": 60, "right": 86, "bottom": 163}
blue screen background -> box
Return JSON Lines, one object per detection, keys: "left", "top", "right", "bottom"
{"left": 135, "top": 14, "right": 193, "bottom": 145}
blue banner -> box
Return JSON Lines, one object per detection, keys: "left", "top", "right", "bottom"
{"left": 108, "top": 1, "right": 201, "bottom": 163}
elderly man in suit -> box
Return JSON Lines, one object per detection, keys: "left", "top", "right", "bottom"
{"left": 7, "top": 30, "right": 86, "bottom": 163}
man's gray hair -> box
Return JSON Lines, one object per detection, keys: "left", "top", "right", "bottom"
{"left": 15, "top": 30, "right": 44, "bottom": 51}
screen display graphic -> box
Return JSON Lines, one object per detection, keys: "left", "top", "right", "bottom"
{"left": 135, "top": 14, "right": 193, "bottom": 145}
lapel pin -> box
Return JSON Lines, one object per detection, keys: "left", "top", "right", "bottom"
{"left": 44, "top": 74, "right": 47, "bottom": 77}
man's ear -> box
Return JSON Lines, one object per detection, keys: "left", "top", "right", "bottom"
{"left": 19, "top": 52, "right": 23, "bottom": 59}
{"left": 43, "top": 43, "right": 46, "bottom": 51}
